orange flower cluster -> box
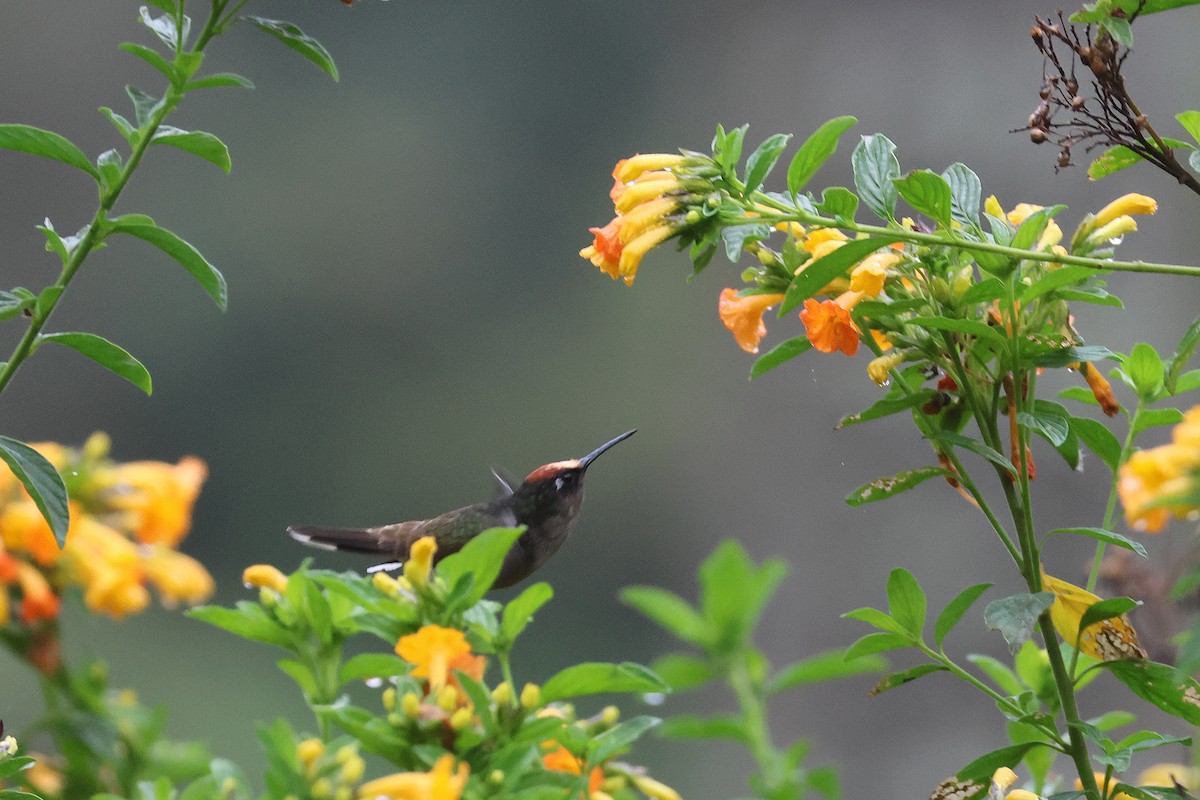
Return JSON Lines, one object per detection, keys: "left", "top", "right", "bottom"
{"left": 395, "top": 623, "right": 487, "bottom": 692}
{"left": 581, "top": 153, "right": 712, "bottom": 285}
{"left": 0, "top": 433, "right": 213, "bottom": 631}
{"left": 1118, "top": 405, "right": 1200, "bottom": 532}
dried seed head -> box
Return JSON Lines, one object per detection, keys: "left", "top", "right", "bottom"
{"left": 1070, "top": 95, "right": 1086, "bottom": 111}
{"left": 1030, "top": 127, "right": 1049, "bottom": 144}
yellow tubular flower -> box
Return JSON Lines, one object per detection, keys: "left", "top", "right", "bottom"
{"left": 143, "top": 548, "right": 214, "bottom": 607}
{"left": 395, "top": 625, "right": 473, "bottom": 690}
{"left": 1042, "top": 571, "right": 1147, "bottom": 661}
{"left": 619, "top": 224, "right": 675, "bottom": 280}
{"left": 850, "top": 251, "right": 898, "bottom": 297}
{"left": 403, "top": 536, "right": 437, "bottom": 587}
{"left": 358, "top": 755, "right": 468, "bottom": 800}
{"left": 1037, "top": 219, "right": 1062, "bottom": 249}
{"left": 104, "top": 456, "right": 207, "bottom": 547}
{"left": 631, "top": 775, "right": 683, "bottom": 800}
{"left": 984, "top": 195, "right": 1004, "bottom": 219}
{"left": 1006, "top": 202, "right": 1044, "bottom": 226}
{"left": 614, "top": 154, "right": 687, "bottom": 183}
{"left": 803, "top": 227, "right": 848, "bottom": 255}
{"left": 991, "top": 767, "right": 1017, "bottom": 794}
{"left": 1118, "top": 406, "right": 1200, "bottom": 531}
{"left": 1088, "top": 216, "right": 1137, "bottom": 246}
{"left": 1006, "top": 791, "right": 1043, "bottom": 800}
{"left": 1092, "top": 193, "right": 1157, "bottom": 228}
{"left": 0, "top": 500, "right": 61, "bottom": 566}
{"left": 1138, "top": 763, "right": 1199, "bottom": 789}
{"left": 243, "top": 564, "right": 289, "bottom": 593}
{"left": 867, "top": 353, "right": 905, "bottom": 387}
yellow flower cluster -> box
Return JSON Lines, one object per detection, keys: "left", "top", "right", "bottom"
{"left": 0, "top": 433, "right": 213, "bottom": 630}
{"left": 1118, "top": 405, "right": 1200, "bottom": 532}
{"left": 295, "top": 738, "right": 368, "bottom": 800}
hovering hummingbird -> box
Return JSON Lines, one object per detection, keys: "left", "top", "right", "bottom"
{"left": 287, "top": 430, "right": 636, "bottom": 589}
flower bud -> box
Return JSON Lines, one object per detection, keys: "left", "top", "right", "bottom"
{"left": 437, "top": 686, "right": 459, "bottom": 713}
{"left": 401, "top": 691, "right": 422, "bottom": 718}
{"left": 243, "top": 564, "right": 288, "bottom": 594}
{"left": 339, "top": 755, "right": 365, "bottom": 785}
{"left": 491, "top": 681, "right": 513, "bottom": 706}
{"left": 311, "top": 778, "right": 332, "bottom": 799}
{"left": 520, "top": 683, "right": 541, "bottom": 709}
{"left": 402, "top": 536, "right": 437, "bottom": 587}
{"left": 601, "top": 705, "right": 620, "bottom": 727}
{"left": 296, "top": 737, "right": 324, "bottom": 767}
{"left": 382, "top": 687, "right": 396, "bottom": 712}
{"left": 449, "top": 708, "right": 473, "bottom": 731}
{"left": 488, "top": 769, "right": 506, "bottom": 786}
{"left": 631, "top": 776, "right": 682, "bottom": 800}
{"left": 371, "top": 572, "right": 401, "bottom": 597}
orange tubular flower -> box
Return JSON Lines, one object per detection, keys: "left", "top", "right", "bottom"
{"left": 542, "top": 745, "right": 604, "bottom": 795}
{"left": 718, "top": 289, "right": 785, "bottom": 354}
{"left": 395, "top": 625, "right": 478, "bottom": 691}
{"left": 104, "top": 456, "right": 207, "bottom": 547}
{"left": 580, "top": 219, "right": 623, "bottom": 282}
{"left": 0, "top": 500, "right": 62, "bottom": 566}
{"left": 1076, "top": 362, "right": 1119, "bottom": 416}
{"left": 800, "top": 297, "right": 860, "bottom": 356}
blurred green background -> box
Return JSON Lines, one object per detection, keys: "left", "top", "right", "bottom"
{"left": 2, "top": 1, "right": 1200, "bottom": 796}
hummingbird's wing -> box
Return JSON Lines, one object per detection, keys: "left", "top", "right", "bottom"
{"left": 489, "top": 466, "right": 517, "bottom": 498}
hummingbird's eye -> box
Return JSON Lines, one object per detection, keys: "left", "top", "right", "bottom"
{"left": 554, "top": 472, "right": 578, "bottom": 491}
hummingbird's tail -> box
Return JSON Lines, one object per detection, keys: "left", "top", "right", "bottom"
{"left": 286, "top": 524, "right": 388, "bottom": 555}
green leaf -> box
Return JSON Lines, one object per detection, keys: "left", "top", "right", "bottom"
{"left": 0, "top": 124, "right": 99, "bottom": 179}
{"left": 138, "top": 6, "right": 189, "bottom": 49}
{"left": 966, "top": 654, "right": 1022, "bottom": 694}
{"left": 852, "top": 133, "right": 900, "bottom": 221}
{"left": 984, "top": 592, "right": 1054, "bottom": 654}
{"left": 1133, "top": 406, "right": 1183, "bottom": 436}
{"left": 437, "top": 526, "right": 526, "bottom": 605}
{"left": 721, "top": 223, "right": 772, "bottom": 262}
{"left": 837, "top": 391, "right": 936, "bottom": 429}
{"left": 38, "top": 331, "right": 152, "bottom": 394}
{"left": 780, "top": 236, "right": 903, "bottom": 314}
{"left": 126, "top": 85, "right": 164, "bottom": 128}
{"left": 1166, "top": 314, "right": 1200, "bottom": 393}
{"left": 1045, "top": 527, "right": 1146, "bottom": 557}
{"left": 1017, "top": 408, "right": 1070, "bottom": 447}
{"left": 1078, "top": 596, "right": 1140, "bottom": 635}
{"left": 620, "top": 586, "right": 707, "bottom": 646}
{"left": 339, "top": 653, "right": 410, "bottom": 684}
{"left": 743, "top": 133, "right": 791, "bottom": 195}
{"left": 1032, "top": 344, "right": 1117, "bottom": 369}
{"left": 925, "top": 430, "right": 1016, "bottom": 475}
{"left": 277, "top": 658, "right": 318, "bottom": 698}
{"left": 0, "top": 290, "right": 34, "bottom": 322}
{"left": 659, "top": 715, "right": 745, "bottom": 742}
{"left": 894, "top": 170, "right": 953, "bottom": 227}
{"left": 0, "top": 757, "right": 35, "bottom": 782}
{"left": 650, "top": 653, "right": 713, "bottom": 691}
{"left": 185, "top": 72, "right": 255, "bottom": 91}
{"left": 1010, "top": 206, "right": 1065, "bottom": 252}
{"left": 1128, "top": 342, "right": 1165, "bottom": 401}
{"left": 961, "top": 277, "right": 1005, "bottom": 305}
{"left": 786, "top": 116, "right": 857, "bottom": 196}
{"left": 842, "top": 607, "right": 910, "bottom": 638}
{"left": 119, "top": 42, "right": 177, "bottom": 83}
{"left": 1068, "top": 417, "right": 1122, "bottom": 471}
{"left": 1179, "top": 110, "right": 1200, "bottom": 145}
{"left": 769, "top": 649, "right": 885, "bottom": 694}
{"left": 1089, "top": 146, "right": 1143, "bottom": 180}
{"left": 942, "top": 162, "right": 982, "bottom": 228}
{"left": 907, "top": 315, "right": 1008, "bottom": 348}
{"left": 935, "top": 583, "right": 993, "bottom": 648}
{"left": 845, "top": 466, "right": 949, "bottom": 507}
{"left": 750, "top": 336, "right": 811, "bottom": 378}
{"left": 99, "top": 107, "right": 138, "bottom": 146}
{"left": 868, "top": 663, "right": 947, "bottom": 696}
{"left": 815, "top": 186, "right": 859, "bottom": 222}
{"left": 954, "top": 743, "right": 1041, "bottom": 784}
{"left": 843, "top": 632, "right": 908, "bottom": 662}
{"left": 244, "top": 17, "right": 339, "bottom": 81}
{"left": 1103, "top": 660, "right": 1200, "bottom": 725}
{"left": 698, "top": 540, "right": 788, "bottom": 651}
{"left": 0, "top": 436, "right": 69, "bottom": 547}
{"left": 1021, "top": 265, "right": 1104, "bottom": 303}
{"left": 151, "top": 127, "right": 231, "bottom": 172}
{"left": 187, "top": 602, "right": 291, "bottom": 647}
{"left": 540, "top": 662, "right": 668, "bottom": 702}
{"left": 107, "top": 219, "right": 228, "bottom": 309}
{"left": 589, "top": 716, "right": 659, "bottom": 763}
{"left": 886, "top": 568, "right": 926, "bottom": 637}
{"left": 500, "top": 581, "right": 553, "bottom": 644}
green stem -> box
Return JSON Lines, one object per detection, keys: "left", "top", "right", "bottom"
{"left": 0, "top": 0, "right": 224, "bottom": 401}
{"left": 1085, "top": 400, "right": 1142, "bottom": 593}
{"left": 728, "top": 655, "right": 785, "bottom": 794}
{"left": 751, "top": 195, "right": 1200, "bottom": 278}
{"left": 498, "top": 649, "right": 518, "bottom": 708}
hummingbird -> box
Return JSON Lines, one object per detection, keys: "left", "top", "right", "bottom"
{"left": 287, "top": 430, "right": 635, "bottom": 589}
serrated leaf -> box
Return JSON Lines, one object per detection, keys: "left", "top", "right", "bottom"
{"left": 750, "top": 336, "right": 811, "bottom": 378}
{"left": 894, "top": 170, "right": 953, "bottom": 227}
{"left": 541, "top": 662, "right": 668, "bottom": 702}
{"left": 786, "top": 116, "right": 857, "bottom": 196}
{"left": 107, "top": 219, "right": 227, "bottom": 309}
{"left": 1045, "top": 527, "right": 1146, "bottom": 557}
{"left": 0, "top": 436, "right": 69, "bottom": 547}
{"left": 151, "top": 126, "right": 231, "bottom": 172}
{"left": 743, "top": 133, "right": 791, "bottom": 195}
{"left": 869, "top": 663, "right": 947, "bottom": 696}
{"left": 984, "top": 592, "right": 1054, "bottom": 654}
{"left": 0, "top": 124, "right": 99, "bottom": 179}
{"left": 852, "top": 133, "right": 900, "bottom": 221}
{"left": 845, "top": 466, "right": 949, "bottom": 507}
{"left": 185, "top": 72, "right": 255, "bottom": 91}
{"left": 38, "top": 331, "right": 152, "bottom": 394}
{"left": 780, "top": 236, "right": 903, "bottom": 314}
{"left": 935, "top": 583, "right": 992, "bottom": 648}
{"left": 770, "top": 649, "right": 885, "bottom": 693}
{"left": 621, "top": 586, "right": 707, "bottom": 645}
{"left": 244, "top": 17, "right": 339, "bottom": 81}
{"left": 942, "top": 162, "right": 981, "bottom": 228}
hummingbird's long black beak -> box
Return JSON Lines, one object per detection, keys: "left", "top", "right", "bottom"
{"left": 579, "top": 429, "right": 636, "bottom": 470}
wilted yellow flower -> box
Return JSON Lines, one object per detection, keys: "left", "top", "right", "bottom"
{"left": 867, "top": 353, "right": 905, "bottom": 387}
{"left": 243, "top": 564, "right": 289, "bottom": 593}
{"left": 403, "top": 536, "right": 437, "bottom": 587}
{"left": 1042, "top": 571, "right": 1146, "bottom": 661}
{"left": 358, "top": 755, "right": 468, "bottom": 800}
